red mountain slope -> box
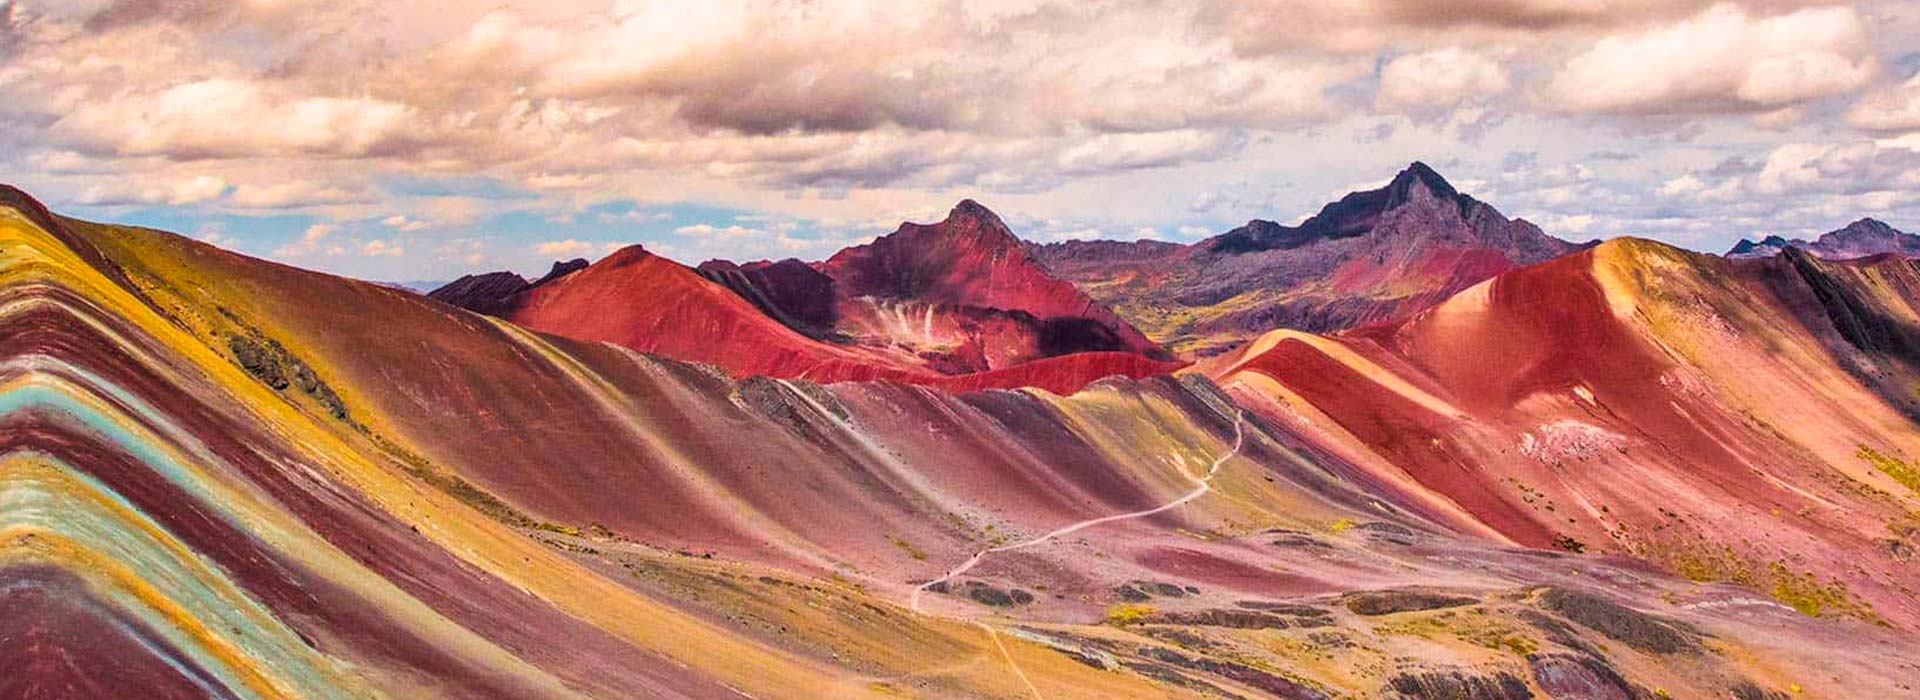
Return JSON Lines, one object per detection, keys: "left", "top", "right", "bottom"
{"left": 821, "top": 200, "right": 1163, "bottom": 359}
{"left": 1208, "top": 238, "right": 1920, "bottom": 626}
{"left": 689, "top": 200, "right": 1171, "bottom": 374}
{"left": 468, "top": 244, "right": 1182, "bottom": 392}
{"left": 501, "top": 245, "right": 916, "bottom": 379}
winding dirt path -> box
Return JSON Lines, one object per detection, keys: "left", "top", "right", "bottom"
{"left": 904, "top": 411, "right": 1245, "bottom": 700}
{"left": 910, "top": 410, "right": 1245, "bottom": 614}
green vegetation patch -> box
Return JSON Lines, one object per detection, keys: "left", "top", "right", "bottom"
{"left": 225, "top": 328, "right": 352, "bottom": 422}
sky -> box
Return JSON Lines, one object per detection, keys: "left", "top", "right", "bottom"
{"left": 3, "top": 1, "right": 1920, "bottom": 283}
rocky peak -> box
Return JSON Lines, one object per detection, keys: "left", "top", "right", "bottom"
{"left": 1725, "top": 219, "right": 1919, "bottom": 260}
{"left": 1384, "top": 161, "right": 1461, "bottom": 210}
{"left": 949, "top": 198, "right": 1007, "bottom": 228}
{"left": 1204, "top": 162, "right": 1494, "bottom": 254}
{"left": 427, "top": 271, "right": 531, "bottom": 315}
{"left": 1824, "top": 218, "right": 1901, "bottom": 244}
{"left": 1726, "top": 235, "right": 1794, "bottom": 258}
{"left": 597, "top": 244, "right": 657, "bottom": 267}
{"left": 819, "top": 198, "right": 1163, "bottom": 356}
{"left": 824, "top": 200, "right": 1032, "bottom": 292}
{"left": 1805, "top": 218, "right": 1920, "bottom": 259}
{"left": 532, "top": 258, "right": 589, "bottom": 286}
{"left": 696, "top": 257, "right": 839, "bottom": 338}
{"left": 932, "top": 198, "right": 1023, "bottom": 250}
{"left": 430, "top": 253, "right": 609, "bottom": 314}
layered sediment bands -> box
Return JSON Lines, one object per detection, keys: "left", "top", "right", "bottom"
{"left": 6, "top": 196, "right": 1920, "bottom": 699}
{"left": 1211, "top": 238, "right": 1920, "bottom": 628}
{"left": 0, "top": 207, "right": 836, "bottom": 699}
{"left": 0, "top": 199, "right": 1393, "bottom": 699}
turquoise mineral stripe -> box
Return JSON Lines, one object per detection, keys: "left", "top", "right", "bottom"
{"left": 1, "top": 454, "right": 369, "bottom": 700}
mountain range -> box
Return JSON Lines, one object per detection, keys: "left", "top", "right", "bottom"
{"left": 5, "top": 169, "right": 1919, "bottom": 700}
{"left": 1031, "top": 163, "right": 1592, "bottom": 355}
{"left": 429, "top": 201, "right": 1178, "bottom": 395}
{"left": 1726, "top": 217, "right": 1920, "bottom": 260}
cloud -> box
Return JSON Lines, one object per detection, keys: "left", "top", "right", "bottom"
{"left": 193, "top": 222, "right": 238, "bottom": 248}
{"left": 73, "top": 174, "right": 231, "bottom": 205}
{"left": 360, "top": 239, "right": 405, "bottom": 256}
{"left": 381, "top": 214, "right": 432, "bottom": 232}
{"left": 1847, "top": 69, "right": 1920, "bottom": 134}
{"left": 533, "top": 239, "right": 620, "bottom": 257}
{"left": 1645, "top": 140, "right": 1920, "bottom": 224}
{"left": 354, "top": 0, "right": 1364, "bottom": 193}
{"left": 1054, "top": 130, "right": 1249, "bottom": 175}
{"left": 597, "top": 208, "right": 674, "bottom": 223}
{"left": 1201, "top": 0, "right": 1806, "bottom": 56}
{"left": 273, "top": 223, "right": 343, "bottom": 257}
{"left": 1538, "top": 212, "right": 1594, "bottom": 234}
{"left": 1545, "top": 4, "right": 1872, "bottom": 115}
{"left": 51, "top": 78, "right": 424, "bottom": 159}
{"left": 228, "top": 180, "right": 375, "bottom": 208}
{"left": 1376, "top": 47, "right": 1511, "bottom": 114}
{"left": 673, "top": 223, "right": 764, "bottom": 238}
{"left": 1033, "top": 224, "right": 1104, "bottom": 242}
{"left": 0, "top": 0, "right": 1911, "bottom": 279}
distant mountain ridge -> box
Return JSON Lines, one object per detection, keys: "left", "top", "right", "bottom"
{"left": 1726, "top": 218, "right": 1920, "bottom": 260}
{"left": 1031, "top": 162, "right": 1592, "bottom": 355}
{"left": 428, "top": 204, "right": 1182, "bottom": 393}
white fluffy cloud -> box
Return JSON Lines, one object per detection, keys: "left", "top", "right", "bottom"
{"left": 274, "top": 223, "right": 342, "bottom": 257}
{"left": 1848, "top": 69, "right": 1920, "bottom": 134}
{"left": 1655, "top": 141, "right": 1920, "bottom": 209}
{"left": 1376, "top": 47, "right": 1511, "bottom": 114}
{"left": 52, "top": 79, "right": 422, "bottom": 159}
{"left": 674, "top": 224, "right": 764, "bottom": 238}
{"left": 0, "top": 0, "right": 1913, "bottom": 278}
{"left": 1546, "top": 4, "right": 1872, "bottom": 115}
{"left": 74, "top": 175, "right": 231, "bottom": 206}
{"left": 360, "top": 239, "right": 406, "bottom": 256}
{"left": 532, "top": 239, "right": 621, "bottom": 258}
{"left": 0, "top": 0, "right": 1374, "bottom": 199}
{"left": 228, "top": 180, "right": 374, "bottom": 208}
{"left": 382, "top": 215, "right": 432, "bottom": 232}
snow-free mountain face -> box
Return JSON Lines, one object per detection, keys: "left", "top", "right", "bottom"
{"left": 432, "top": 199, "right": 1178, "bottom": 392}
{"left": 815, "top": 199, "right": 1166, "bottom": 365}
{"left": 1727, "top": 218, "right": 1920, "bottom": 260}
{"left": 428, "top": 235, "right": 1180, "bottom": 394}
{"left": 1031, "top": 162, "right": 1591, "bottom": 356}
{"left": 9, "top": 183, "right": 1917, "bottom": 700}
{"left": 1207, "top": 239, "right": 1920, "bottom": 636}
